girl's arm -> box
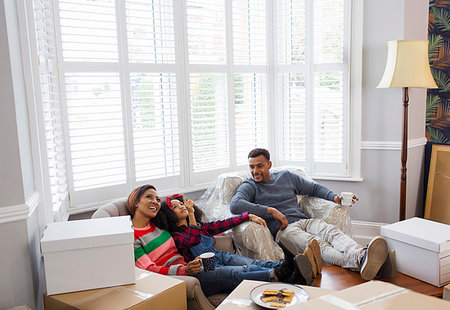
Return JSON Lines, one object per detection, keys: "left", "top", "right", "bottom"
{"left": 184, "top": 195, "right": 197, "bottom": 226}
{"left": 201, "top": 212, "right": 249, "bottom": 236}
{"left": 171, "top": 226, "right": 203, "bottom": 252}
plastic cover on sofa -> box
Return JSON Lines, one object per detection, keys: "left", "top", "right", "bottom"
{"left": 196, "top": 166, "right": 353, "bottom": 261}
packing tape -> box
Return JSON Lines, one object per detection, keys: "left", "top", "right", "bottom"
{"left": 135, "top": 270, "right": 153, "bottom": 281}
{"left": 319, "top": 295, "right": 360, "bottom": 310}
{"left": 319, "top": 287, "right": 408, "bottom": 309}
{"left": 119, "top": 286, "right": 154, "bottom": 300}
{"left": 71, "top": 288, "right": 123, "bottom": 307}
{"left": 71, "top": 285, "right": 154, "bottom": 307}
{"left": 354, "top": 287, "right": 407, "bottom": 307}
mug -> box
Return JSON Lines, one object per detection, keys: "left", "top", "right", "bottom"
{"left": 341, "top": 192, "right": 354, "bottom": 207}
{"left": 199, "top": 252, "right": 215, "bottom": 272}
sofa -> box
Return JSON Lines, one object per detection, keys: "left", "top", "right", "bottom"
{"left": 91, "top": 198, "right": 229, "bottom": 310}
{"left": 197, "top": 167, "right": 353, "bottom": 261}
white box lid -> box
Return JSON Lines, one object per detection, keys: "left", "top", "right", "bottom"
{"left": 41, "top": 216, "right": 133, "bottom": 253}
{"left": 380, "top": 217, "right": 450, "bottom": 253}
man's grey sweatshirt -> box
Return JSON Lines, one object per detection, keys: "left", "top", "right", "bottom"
{"left": 229, "top": 170, "right": 336, "bottom": 236}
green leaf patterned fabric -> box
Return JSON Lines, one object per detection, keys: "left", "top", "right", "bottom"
{"left": 427, "top": 1, "right": 450, "bottom": 144}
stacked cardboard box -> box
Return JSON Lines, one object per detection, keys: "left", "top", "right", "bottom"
{"left": 44, "top": 268, "right": 186, "bottom": 310}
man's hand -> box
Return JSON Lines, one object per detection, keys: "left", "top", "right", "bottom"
{"left": 267, "top": 207, "right": 288, "bottom": 230}
{"left": 185, "top": 259, "right": 202, "bottom": 275}
{"left": 248, "top": 214, "right": 267, "bottom": 227}
{"left": 333, "top": 194, "right": 359, "bottom": 206}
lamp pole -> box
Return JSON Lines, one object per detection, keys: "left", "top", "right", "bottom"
{"left": 399, "top": 87, "right": 409, "bottom": 221}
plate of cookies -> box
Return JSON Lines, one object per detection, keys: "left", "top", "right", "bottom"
{"left": 249, "top": 283, "right": 309, "bottom": 309}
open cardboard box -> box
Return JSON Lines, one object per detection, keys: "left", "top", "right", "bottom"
{"left": 297, "top": 280, "right": 449, "bottom": 309}
{"left": 44, "top": 268, "right": 186, "bottom": 310}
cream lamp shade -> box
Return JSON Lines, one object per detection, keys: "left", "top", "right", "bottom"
{"left": 377, "top": 40, "right": 438, "bottom": 89}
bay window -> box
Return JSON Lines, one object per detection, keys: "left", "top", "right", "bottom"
{"left": 25, "top": 0, "right": 359, "bottom": 216}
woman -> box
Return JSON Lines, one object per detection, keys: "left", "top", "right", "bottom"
{"left": 127, "top": 185, "right": 314, "bottom": 296}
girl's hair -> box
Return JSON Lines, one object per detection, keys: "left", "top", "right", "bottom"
{"left": 153, "top": 194, "right": 204, "bottom": 231}
{"left": 126, "top": 184, "right": 157, "bottom": 218}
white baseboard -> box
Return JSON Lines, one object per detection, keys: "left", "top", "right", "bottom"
{"left": 351, "top": 220, "right": 387, "bottom": 246}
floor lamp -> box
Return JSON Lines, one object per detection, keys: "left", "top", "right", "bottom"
{"left": 377, "top": 40, "right": 437, "bottom": 221}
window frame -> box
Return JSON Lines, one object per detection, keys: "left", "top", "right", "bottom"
{"left": 19, "top": 0, "right": 363, "bottom": 216}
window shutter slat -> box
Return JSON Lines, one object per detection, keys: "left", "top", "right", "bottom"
{"left": 130, "top": 73, "right": 180, "bottom": 181}
{"left": 232, "top": 0, "right": 266, "bottom": 65}
{"left": 279, "top": 73, "right": 307, "bottom": 161}
{"left": 314, "top": 0, "right": 344, "bottom": 64}
{"left": 276, "top": 0, "right": 306, "bottom": 64}
{"left": 234, "top": 73, "right": 268, "bottom": 165}
{"left": 33, "top": 0, "right": 69, "bottom": 212}
{"left": 58, "top": 0, "right": 118, "bottom": 62}
{"left": 186, "top": 1, "right": 226, "bottom": 64}
{"left": 126, "top": 0, "right": 175, "bottom": 64}
{"left": 65, "top": 73, "right": 126, "bottom": 190}
{"left": 190, "top": 73, "right": 228, "bottom": 172}
{"left": 314, "top": 71, "right": 344, "bottom": 163}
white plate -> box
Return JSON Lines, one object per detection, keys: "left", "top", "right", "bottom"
{"left": 249, "top": 283, "right": 309, "bottom": 309}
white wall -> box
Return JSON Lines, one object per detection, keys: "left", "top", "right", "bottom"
{"left": 321, "top": 0, "right": 430, "bottom": 224}
{"left": 0, "top": 0, "right": 432, "bottom": 308}
{"left": 0, "top": 0, "right": 43, "bottom": 309}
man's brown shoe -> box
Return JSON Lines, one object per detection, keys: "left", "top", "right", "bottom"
{"left": 304, "top": 247, "right": 317, "bottom": 277}
{"left": 308, "top": 239, "right": 322, "bottom": 274}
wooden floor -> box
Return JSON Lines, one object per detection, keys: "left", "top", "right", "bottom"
{"left": 316, "top": 266, "right": 444, "bottom": 297}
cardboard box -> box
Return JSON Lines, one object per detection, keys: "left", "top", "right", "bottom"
{"left": 380, "top": 217, "right": 450, "bottom": 287}
{"left": 41, "top": 216, "right": 135, "bottom": 295}
{"left": 298, "top": 281, "right": 449, "bottom": 309}
{"left": 444, "top": 283, "right": 450, "bottom": 301}
{"left": 44, "top": 268, "right": 186, "bottom": 310}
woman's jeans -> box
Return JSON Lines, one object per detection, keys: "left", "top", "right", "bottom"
{"left": 194, "top": 251, "right": 280, "bottom": 296}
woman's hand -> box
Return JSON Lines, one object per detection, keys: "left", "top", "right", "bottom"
{"left": 248, "top": 214, "right": 267, "bottom": 227}
{"left": 185, "top": 259, "right": 202, "bottom": 275}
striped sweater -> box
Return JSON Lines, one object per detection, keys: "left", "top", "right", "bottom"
{"left": 133, "top": 223, "right": 187, "bottom": 275}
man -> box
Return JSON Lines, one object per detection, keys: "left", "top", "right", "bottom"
{"left": 229, "top": 148, "right": 388, "bottom": 281}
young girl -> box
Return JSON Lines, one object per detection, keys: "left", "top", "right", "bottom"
{"left": 155, "top": 193, "right": 316, "bottom": 287}
{"left": 128, "top": 185, "right": 315, "bottom": 296}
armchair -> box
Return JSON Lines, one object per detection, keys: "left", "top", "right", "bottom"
{"left": 91, "top": 198, "right": 229, "bottom": 310}
{"left": 197, "top": 167, "right": 353, "bottom": 262}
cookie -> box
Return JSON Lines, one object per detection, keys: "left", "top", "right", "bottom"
{"left": 281, "top": 289, "right": 295, "bottom": 296}
{"left": 261, "top": 296, "right": 278, "bottom": 302}
{"left": 269, "top": 302, "right": 286, "bottom": 308}
{"left": 283, "top": 295, "right": 294, "bottom": 303}
{"left": 262, "top": 289, "right": 280, "bottom": 295}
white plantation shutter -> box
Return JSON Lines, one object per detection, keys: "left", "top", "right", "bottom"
{"left": 276, "top": 0, "right": 348, "bottom": 175}
{"left": 186, "top": 0, "right": 226, "bottom": 64}
{"left": 314, "top": 0, "right": 344, "bottom": 64}
{"left": 130, "top": 73, "right": 180, "bottom": 181}
{"left": 234, "top": 73, "right": 267, "bottom": 165}
{"left": 26, "top": 0, "right": 355, "bottom": 211}
{"left": 279, "top": 73, "right": 306, "bottom": 162}
{"left": 189, "top": 73, "right": 229, "bottom": 173}
{"left": 58, "top": 0, "right": 118, "bottom": 62}
{"left": 126, "top": 0, "right": 175, "bottom": 64}
{"left": 276, "top": 0, "right": 306, "bottom": 65}
{"left": 65, "top": 73, "right": 126, "bottom": 191}
{"left": 314, "top": 72, "right": 344, "bottom": 163}
{"left": 33, "top": 0, "right": 69, "bottom": 213}
{"left": 232, "top": 0, "right": 266, "bottom": 65}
